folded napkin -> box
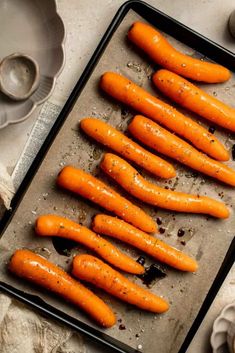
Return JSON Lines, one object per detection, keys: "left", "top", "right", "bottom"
{"left": 0, "top": 294, "right": 86, "bottom": 353}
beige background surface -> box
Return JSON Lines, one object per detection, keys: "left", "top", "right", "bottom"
{"left": 0, "top": 1, "right": 234, "bottom": 353}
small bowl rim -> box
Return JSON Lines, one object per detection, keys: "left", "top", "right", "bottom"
{"left": 0, "top": 53, "right": 40, "bottom": 101}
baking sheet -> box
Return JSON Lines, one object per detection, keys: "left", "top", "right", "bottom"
{"left": 0, "top": 9, "right": 235, "bottom": 353}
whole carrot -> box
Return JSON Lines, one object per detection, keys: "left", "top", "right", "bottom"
{"left": 80, "top": 117, "right": 175, "bottom": 179}
{"left": 35, "top": 214, "right": 144, "bottom": 275}
{"left": 153, "top": 69, "right": 235, "bottom": 133}
{"left": 9, "top": 249, "right": 116, "bottom": 327}
{"left": 93, "top": 214, "right": 198, "bottom": 272}
{"left": 128, "top": 22, "right": 231, "bottom": 83}
{"left": 129, "top": 115, "right": 235, "bottom": 187}
{"left": 100, "top": 72, "right": 228, "bottom": 161}
{"left": 72, "top": 254, "right": 169, "bottom": 313}
{"left": 57, "top": 166, "right": 157, "bottom": 233}
{"left": 101, "top": 153, "right": 229, "bottom": 219}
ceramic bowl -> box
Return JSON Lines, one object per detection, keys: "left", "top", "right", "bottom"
{"left": 211, "top": 302, "right": 235, "bottom": 353}
{"left": 0, "top": 53, "right": 40, "bottom": 101}
{"left": 228, "top": 10, "right": 235, "bottom": 38}
{"left": 0, "top": 0, "right": 65, "bottom": 128}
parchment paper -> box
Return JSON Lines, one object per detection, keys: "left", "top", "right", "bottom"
{"left": 0, "top": 10, "right": 234, "bottom": 353}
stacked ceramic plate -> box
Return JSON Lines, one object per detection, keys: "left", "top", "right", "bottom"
{"left": 211, "top": 303, "right": 235, "bottom": 353}
{"left": 0, "top": 0, "right": 65, "bottom": 128}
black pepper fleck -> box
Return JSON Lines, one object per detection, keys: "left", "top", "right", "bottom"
{"left": 208, "top": 126, "right": 216, "bottom": 134}
{"left": 177, "top": 228, "right": 185, "bottom": 237}
{"left": 136, "top": 256, "right": 146, "bottom": 266}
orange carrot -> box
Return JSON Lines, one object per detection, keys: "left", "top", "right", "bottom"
{"left": 57, "top": 166, "right": 157, "bottom": 233}
{"left": 100, "top": 72, "right": 228, "bottom": 161}
{"left": 128, "top": 22, "right": 231, "bottom": 83}
{"left": 72, "top": 254, "right": 169, "bottom": 313}
{"left": 9, "top": 249, "right": 116, "bottom": 327}
{"left": 93, "top": 214, "right": 198, "bottom": 272}
{"left": 80, "top": 117, "right": 175, "bottom": 179}
{"left": 35, "top": 214, "right": 144, "bottom": 275}
{"left": 153, "top": 69, "right": 235, "bottom": 133}
{"left": 101, "top": 153, "right": 229, "bottom": 219}
{"left": 129, "top": 115, "right": 235, "bottom": 187}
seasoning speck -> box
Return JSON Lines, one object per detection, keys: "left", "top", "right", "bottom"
{"left": 42, "top": 192, "right": 48, "bottom": 200}
{"left": 156, "top": 217, "right": 162, "bottom": 225}
{"left": 185, "top": 172, "right": 198, "bottom": 178}
{"left": 208, "top": 126, "right": 216, "bottom": 134}
{"left": 159, "top": 227, "right": 165, "bottom": 234}
{"left": 127, "top": 61, "right": 142, "bottom": 72}
{"left": 177, "top": 228, "right": 185, "bottom": 237}
{"left": 119, "top": 324, "right": 126, "bottom": 330}
{"left": 137, "top": 344, "right": 143, "bottom": 350}
{"left": 137, "top": 256, "right": 146, "bottom": 266}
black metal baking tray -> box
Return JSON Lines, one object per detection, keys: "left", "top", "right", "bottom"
{"left": 0, "top": 1, "right": 234, "bottom": 352}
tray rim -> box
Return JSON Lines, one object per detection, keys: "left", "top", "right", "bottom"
{"left": 0, "top": 1, "right": 234, "bottom": 352}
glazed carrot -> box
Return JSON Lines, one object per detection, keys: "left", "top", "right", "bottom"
{"left": 93, "top": 214, "right": 198, "bottom": 272}
{"left": 129, "top": 115, "right": 235, "bottom": 187}
{"left": 101, "top": 153, "right": 229, "bottom": 219}
{"left": 153, "top": 69, "right": 235, "bottom": 133}
{"left": 35, "top": 214, "right": 144, "bottom": 275}
{"left": 57, "top": 166, "right": 157, "bottom": 233}
{"left": 72, "top": 254, "right": 169, "bottom": 313}
{"left": 80, "top": 117, "right": 175, "bottom": 179}
{"left": 128, "top": 22, "right": 231, "bottom": 83}
{"left": 100, "top": 72, "right": 228, "bottom": 161}
{"left": 9, "top": 249, "right": 116, "bottom": 327}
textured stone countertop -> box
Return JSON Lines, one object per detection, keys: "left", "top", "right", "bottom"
{"left": 0, "top": 1, "right": 234, "bottom": 352}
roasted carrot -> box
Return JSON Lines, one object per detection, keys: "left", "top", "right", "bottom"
{"left": 101, "top": 153, "right": 229, "bottom": 219}
{"left": 100, "top": 72, "right": 228, "bottom": 161}
{"left": 35, "top": 214, "right": 144, "bottom": 275}
{"left": 129, "top": 115, "right": 235, "bottom": 187}
{"left": 72, "top": 254, "right": 169, "bottom": 313}
{"left": 9, "top": 249, "right": 116, "bottom": 327}
{"left": 93, "top": 214, "right": 198, "bottom": 272}
{"left": 153, "top": 69, "right": 235, "bottom": 133}
{"left": 128, "top": 22, "right": 231, "bottom": 83}
{"left": 80, "top": 117, "right": 175, "bottom": 179}
{"left": 57, "top": 166, "right": 157, "bottom": 233}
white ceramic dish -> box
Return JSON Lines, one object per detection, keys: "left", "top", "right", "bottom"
{"left": 0, "top": 0, "right": 65, "bottom": 128}
{"left": 211, "top": 302, "right": 235, "bottom": 353}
